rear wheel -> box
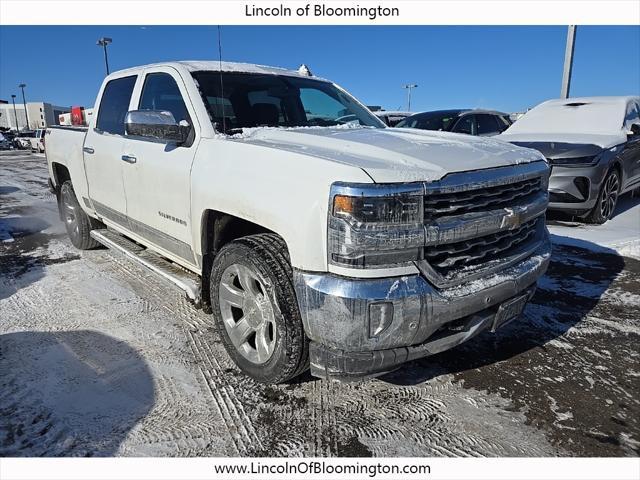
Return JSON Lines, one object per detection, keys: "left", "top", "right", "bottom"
{"left": 59, "top": 181, "right": 101, "bottom": 250}
{"left": 585, "top": 168, "right": 620, "bottom": 224}
{"left": 210, "top": 234, "right": 309, "bottom": 384}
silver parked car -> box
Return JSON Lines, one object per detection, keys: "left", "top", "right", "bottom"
{"left": 500, "top": 96, "right": 640, "bottom": 224}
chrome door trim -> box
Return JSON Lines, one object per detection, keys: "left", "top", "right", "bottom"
{"left": 92, "top": 200, "right": 195, "bottom": 263}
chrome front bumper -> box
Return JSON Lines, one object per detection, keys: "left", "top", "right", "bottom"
{"left": 293, "top": 237, "right": 551, "bottom": 379}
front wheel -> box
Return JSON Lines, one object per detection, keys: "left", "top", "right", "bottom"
{"left": 59, "top": 181, "right": 101, "bottom": 250}
{"left": 585, "top": 168, "right": 620, "bottom": 224}
{"left": 210, "top": 234, "right": 309, "bottom": 384}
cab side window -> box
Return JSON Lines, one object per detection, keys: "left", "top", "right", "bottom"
{"left": 624, "top": 102, "right": 640, "bottom": 130}
{"left": 139, "top": 73, "right": 190, "bottom": 124}
{"left": 476, "top": 114, "right": 501, "bottom": 135}
{"left": 96, "top": 75, "right": 137, "bottom": 135}
{"left": 453, "top": 115, "right": 475, "bottom": 135}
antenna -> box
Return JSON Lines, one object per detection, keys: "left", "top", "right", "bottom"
{"left": 217, "top": 25, "right": 227, "bottom": 134}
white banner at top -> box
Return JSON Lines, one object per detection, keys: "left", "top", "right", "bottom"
{"left": 0, "top": 0, "right": 639, "bottom": 25}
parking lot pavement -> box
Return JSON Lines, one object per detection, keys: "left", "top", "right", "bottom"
{"left": 1, "top": 151, "right": 638, "bottom": 457}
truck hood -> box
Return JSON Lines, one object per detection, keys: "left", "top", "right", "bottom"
{"left": 232, "top": 127, "right": 544, "bottom": 183}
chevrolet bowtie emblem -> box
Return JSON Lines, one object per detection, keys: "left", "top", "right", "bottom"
{"left": 501, "top": 209, "right": 522, "bottom": 230}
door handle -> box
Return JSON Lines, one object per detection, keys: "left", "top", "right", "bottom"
{"left": 83, "top": 146, "right": 95, "bottom": 154}
{"left": 121, "top": 154, "right": 137, "bottom": 164}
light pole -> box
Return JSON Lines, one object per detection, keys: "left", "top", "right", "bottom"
{"left": 97, "top": 37, "right": 113, "bottom": 75}
{"left": 561, "top": 25, "right": 577, "bottom": 99}
{"left": 11, "top": 94, "right": 19, "bottom": 131}
{"left": 18, "top": 83, "right": 29, "bottom": 130}
{"left": 403, "top": 83, "right": 418, "bottom": 112}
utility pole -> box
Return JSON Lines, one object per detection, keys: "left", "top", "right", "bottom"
{"left": 403, "top": 83, "right": 418, "bottom": 112}
{"left": 18, "top": 83, "right": 29, "bottom": 129}
{"left": 97, "top": 37, "right": 113, "bottom": 75}
{"left": 11, "top": 95, "right": 19, "bottom": 131}
{"left": 561, "top": 25, "right": 577, "bottom": 99}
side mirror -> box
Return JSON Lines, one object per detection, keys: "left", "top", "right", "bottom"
{"left": 630, "top": 123, "right": 640, "bottom": 137}
{"left": 125, "top": 110, "right": 190, "bottom": 144}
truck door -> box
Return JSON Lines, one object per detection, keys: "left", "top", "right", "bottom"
{"left": 84, "top": 74, "right": 138, "bottom": 225}
{"left": 120, "top": 68, "right": 199, "bottom": 267}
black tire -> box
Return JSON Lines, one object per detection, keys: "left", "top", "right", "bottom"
{"left": 59, "top": 181, "right": 101, "bottom": 250}
{"left": 585, "top": 168, "right": 621, "bottom": 224}
{"left": 210, "top": 233, "right": 309, "bottom": 384}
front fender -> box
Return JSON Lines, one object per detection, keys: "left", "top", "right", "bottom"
{"left": 190, "top": 138, "right": 372, "bottom": 272}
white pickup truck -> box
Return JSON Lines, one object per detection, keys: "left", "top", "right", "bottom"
{"left": 46, "top": 61, "right": 551, "bottom": 384}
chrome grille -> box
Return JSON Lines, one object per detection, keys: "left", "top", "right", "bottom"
{"left": 416, "top": 162, "right": 549, "bottom": 288}
{"left": 424, "top": 177, "right": 542, "bottom": 218}
{"left": 424, "top": 217, "right": 542, "bottom": 279}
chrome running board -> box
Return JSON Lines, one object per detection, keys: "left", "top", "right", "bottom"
{"left": 90, "top": 229, "right": 201, "bottom": 306}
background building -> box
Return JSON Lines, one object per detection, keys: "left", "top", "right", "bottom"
{"left": 0, "top": 101, "right": 70, "bottom": 130}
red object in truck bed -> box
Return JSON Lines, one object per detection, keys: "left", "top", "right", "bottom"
{"left": 71, "top": 106, "right": 84, "bottom": 126}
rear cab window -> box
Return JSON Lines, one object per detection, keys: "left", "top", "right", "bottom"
{"left": 96, "top": 75, "right": 137, "bottom": 135}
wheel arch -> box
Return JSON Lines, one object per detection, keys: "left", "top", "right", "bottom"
{"left": 610, "top": 159, "right": 623, "bottom": 185}
{"left": 51, "top": 162, "right": 71, "bottom": 191}
{"left": 198, "top": 209, "right": 286, "bottom": 313}
{"left": 51, "top": 163, "right": 72, "bottom": 220}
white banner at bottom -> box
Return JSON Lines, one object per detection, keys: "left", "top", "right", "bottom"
{"left": 1, "top": 457, "right": 639, "bottom": 480}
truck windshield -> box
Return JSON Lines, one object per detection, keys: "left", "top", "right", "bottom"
{"left": 192, "top": 71, "right": 384, "bottom": 134}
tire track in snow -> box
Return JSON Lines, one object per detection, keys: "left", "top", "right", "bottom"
{"left": 89, "top": 250, "right": 263, "bottom": 455}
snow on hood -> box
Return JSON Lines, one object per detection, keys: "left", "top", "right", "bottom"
{"left": 230, "top": 127, "right": 544, "bottom": 183}
{"left": 501, "top": 96, "right": 639, "bottom": 149}
{"left": 499, "top": 132, "right": 626, "bottom": 149}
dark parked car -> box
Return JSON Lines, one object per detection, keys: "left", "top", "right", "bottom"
{"left": 395, "top": 109, "right": 512, "bottom": 136}
{"left": 500, "top": 96, "right": 640, "bottom": 224}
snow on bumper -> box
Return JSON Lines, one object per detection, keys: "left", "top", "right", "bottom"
{"left": 293, "top": 237, "right": 551, "bottom": 379}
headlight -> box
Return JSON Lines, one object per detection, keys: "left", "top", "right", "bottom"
{"left": 328, "top": 183, "right": 425, "bottom": 269}
{"left": 548, "top": 155, "right": 599, "bottom": 167}
{"left": 333, "top": 194, "right": 422, "bottom": 224}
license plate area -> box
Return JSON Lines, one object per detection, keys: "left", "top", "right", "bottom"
{"left": 492, "top": 293, "right": 529, "bottom": 332}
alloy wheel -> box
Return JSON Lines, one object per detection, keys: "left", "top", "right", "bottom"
{"left": 62, "top": 189, "right": 80, "bottom": 238}
{"left": 599, "top": 171, "right": 620, "bottom": 220}
{"left": 218, "top": 263, "right": 277, "bottom": 364}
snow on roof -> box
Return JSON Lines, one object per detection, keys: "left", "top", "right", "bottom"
{"left": 506, "top": 96, "right": 640, "bottom": 136}
{"left": 110, "top": 60, "right": 330, "bottom": 81}
{"left": 537, "top": 96, "right": 638, "bottom": 107}
{"left": 373, "top": 111, "right": 413, "bottom": 116}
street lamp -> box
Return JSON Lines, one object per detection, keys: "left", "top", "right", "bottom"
{"left": 561, "top": 25, "right": 577, "bottom": 99}
{"left": 403, "top": 84, "right": 418, "bottom": 112}
{"left": 97, "top": 37, "right": 113, "bottom": 75}
{"left": 18, "top": 83, "right": 28, "bottom": 130}
{"left": 11, "top": 94, "right": 19, "bottom": 131}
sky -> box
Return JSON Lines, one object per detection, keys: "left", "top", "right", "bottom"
{"left": 1, "top": 26, "right": 638, "bottom": 113}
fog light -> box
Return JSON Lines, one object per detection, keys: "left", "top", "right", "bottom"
{"left": 369, "top": 302, "right": 394, "bottom": 338}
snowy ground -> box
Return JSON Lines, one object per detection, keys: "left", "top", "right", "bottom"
{"left": 1, "top": 150, "right": 638, "bottom": 457}
{"left": 548, "top": 194, "right": 640, "bottom": 260}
